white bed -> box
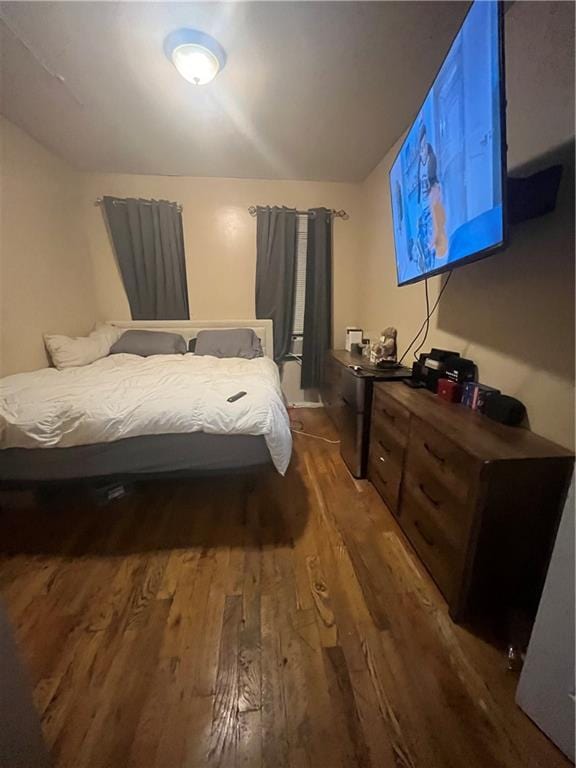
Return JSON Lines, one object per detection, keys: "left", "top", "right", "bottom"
{"left": 0, "top": 320, "right": 292, "bottom": 482}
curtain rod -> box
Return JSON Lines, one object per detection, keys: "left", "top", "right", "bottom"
{"left": 248, "top": 205, "right": 348, "bottom": 220}
{"left": 94, "top": 197, "right": 183, "bottom": 213}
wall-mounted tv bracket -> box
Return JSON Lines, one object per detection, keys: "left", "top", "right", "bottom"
{"left": 507, "top": 164, "right": 563, "bottom": 225}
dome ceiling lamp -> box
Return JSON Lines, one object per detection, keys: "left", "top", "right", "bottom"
{"left": 164, "top": 29, "right": 226, "bottom": 86}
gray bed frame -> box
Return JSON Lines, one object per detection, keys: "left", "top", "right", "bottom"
{"left": 0, "top": 320, "right": 277, "bottom": 488}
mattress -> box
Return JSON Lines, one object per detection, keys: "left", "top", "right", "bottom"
{"left": 0, "top": 353, "right": 292, "bottom": 478}
{"left": 0, "top": 432, "right": 271, "bottom": 484}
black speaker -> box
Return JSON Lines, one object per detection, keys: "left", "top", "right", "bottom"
{"left": 483, "top": 394, "right": 526, "bottom": 426}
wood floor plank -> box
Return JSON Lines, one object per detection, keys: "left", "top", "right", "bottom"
{"left": 260, "top": 592, "right": 290, "bottom": 768}
{"left": 323, "top": 644, "right": 374, "bottom": 768}
{"left": 301, "top": 450, "right": 402, "bottom": 766}
{"left": 238, "top": 562, "right": 261, "bottom": 713}
{"left": 0, "top": 408, "right": 570, "bottom": 768}
{"left": 142, "top": 512, "right": 227, "bottom": 767}
{"left": 237, "top": 708, "right": 262, "bottom": 768}
{"left": 305, "top": 554, "right": 338, "bottom": 647}
{"left": 208, "top": 594, "right": 242, "bottom": 768}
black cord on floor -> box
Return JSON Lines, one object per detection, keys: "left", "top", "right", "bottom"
{"left": 398, "top": 271, "right": 453, "bottom": 365}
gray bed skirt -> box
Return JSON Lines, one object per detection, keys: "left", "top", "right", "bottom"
{"left": 0, "top": 432, "right": 272, "bottom": 485}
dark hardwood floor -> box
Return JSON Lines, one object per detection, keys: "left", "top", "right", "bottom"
{"left": 0, "top": 409, "right": 569, "bottom": 768}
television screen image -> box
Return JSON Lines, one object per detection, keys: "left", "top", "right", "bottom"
{"left": 390, "top": 0, "right": 506, "bottom": 286}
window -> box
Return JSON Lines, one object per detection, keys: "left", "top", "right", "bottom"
{"left": 291, "top": 214, "right": 308, "bottom": 355}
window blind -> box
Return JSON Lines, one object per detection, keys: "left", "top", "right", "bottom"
{"left": 292, "top": 214, "right": 308, "bottom": 336}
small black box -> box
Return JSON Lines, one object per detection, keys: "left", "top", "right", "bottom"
{"left": 444, "top": 356, "right": 477, "bottom": 385}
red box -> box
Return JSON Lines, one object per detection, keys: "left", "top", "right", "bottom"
{"left": 437, "top": 377, "right": 461, "bottom": 403}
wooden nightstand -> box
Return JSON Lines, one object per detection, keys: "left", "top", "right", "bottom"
{"left": 321, "top": 350, "right": 411, "bottom": 478}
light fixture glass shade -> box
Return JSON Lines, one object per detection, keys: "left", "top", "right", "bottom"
{"left": 172, "top": 44, "right": 220, "bottom": 85}
{"left": 164, "top": 29, "right": 226, "bottom": 86}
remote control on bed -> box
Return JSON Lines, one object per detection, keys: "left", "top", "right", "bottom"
{"left": 227, "top": 391, "right": 247, "bottom": 403}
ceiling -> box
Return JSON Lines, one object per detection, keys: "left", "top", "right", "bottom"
{"left": 0, "top": 2, "right": 469, "bottom": 181}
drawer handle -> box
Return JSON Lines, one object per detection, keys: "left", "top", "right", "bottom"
{"left": 424, "top": 441, "right": 445, "bottom": 464}
{"left": 378, "top": 456, "right": 387, "bottom": 465}
{"left": 414, "top": 520, "right": 435, "bottom": 547}
{"left": 381, "top": 406, "right": 396, "bottom": 421}
{"left": 419, "top": 483, "right": 440, "bottom": 507}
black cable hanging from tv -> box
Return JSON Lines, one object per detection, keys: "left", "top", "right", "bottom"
{"left": 398, "top": 271, "right": 453, "bottom": 366}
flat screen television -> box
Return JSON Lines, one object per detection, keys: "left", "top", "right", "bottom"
{"left": 390, "top": 0, "right": 507, "bottom": 287}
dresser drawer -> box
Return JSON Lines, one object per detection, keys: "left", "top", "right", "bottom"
{"left": 372, "top": 386, "right": 410, "bottom": 446}
{"left": 368, "top": 448, "right": 402, "bottom": 514}
{"left": 371, "top": 408, "right": 406, "bottom": 462}
{"left": 369, "top": 399, "right": 407, "bottom": 515}
{"left": 408, "top": 418, "right": 478, "bottom": 504}
{"left": 402, "top": 463, "right": 470, "bottom": 550}
{"left": 401, "top": 482, "right": 462, "bottom": 602}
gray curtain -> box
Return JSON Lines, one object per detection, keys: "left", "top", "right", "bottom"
{"left": 102, "top": 196, "right": 189, "bottom": 320}
{"left": 255, "top": 206, "right": 297, "bottom": 363}
{"left": 301, "top": 208, "right": 332, "bottom": 389}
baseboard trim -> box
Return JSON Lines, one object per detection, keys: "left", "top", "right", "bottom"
{"left": 288, "top": 402, "right": 324, "bottom": 409}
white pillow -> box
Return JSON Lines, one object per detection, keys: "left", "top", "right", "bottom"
{"left": 44, "top": 324, "right": 122, "bottom": 370}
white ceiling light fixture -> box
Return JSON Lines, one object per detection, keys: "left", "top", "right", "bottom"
{"left": 164, "top": 29, "right": 226, "bottom": 86}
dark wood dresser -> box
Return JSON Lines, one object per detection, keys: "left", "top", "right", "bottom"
{"left": 321, "top": 350, "right": 411, "bottom": 477}
{"left": 369, "top": 382, "right": 574, "bottom": 622}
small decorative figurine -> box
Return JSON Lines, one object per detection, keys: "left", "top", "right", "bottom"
{"left": 381, "top": 327, "right": 398, "bottom": 361}
{"left": 370, "top": 327, "right": 397, "bottom": 364}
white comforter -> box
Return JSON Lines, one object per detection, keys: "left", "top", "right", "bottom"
{"left": 0, "top": 354, "right": 292, "bottom": 474}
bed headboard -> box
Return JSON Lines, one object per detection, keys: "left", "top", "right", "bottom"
{"left": 107, "top": 319, "right": 275, "bottom": 361}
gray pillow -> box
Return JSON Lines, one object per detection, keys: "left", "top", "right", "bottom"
{"left": 194, "top": 329, "right": 263, "bottom": 359}
{"left": 110, "top": 330, "right": 186, "bottom": 356}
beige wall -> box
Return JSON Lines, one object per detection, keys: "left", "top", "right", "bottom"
{"left": 0, "top": 117, "right": 98, "bottom": 375}
{"left": 358, "top": 2, "right": 575, "bottom": 449}
{"left": 505, "top": 1, "right": 575, "bottom": 171}
{"left": 82, "top": 174, "right": 363, "bottom": 351}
